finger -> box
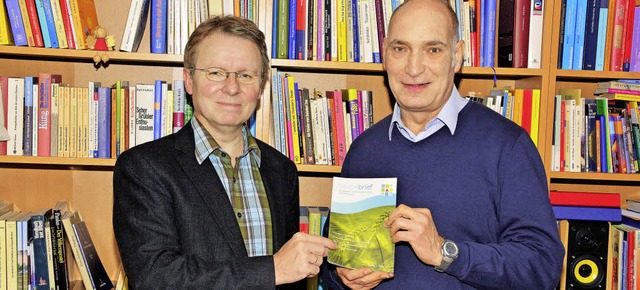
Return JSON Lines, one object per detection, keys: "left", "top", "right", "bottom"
{"left": 385, "top": 204, "right": 413, "bottom": 225}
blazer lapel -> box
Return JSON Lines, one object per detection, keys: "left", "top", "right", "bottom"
{"left": 173, "top": 123, "right": 247, "bottom": 256}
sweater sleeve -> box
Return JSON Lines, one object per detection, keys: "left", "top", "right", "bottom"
{"left": 445, "top": 132, "right": 565, "bottom": 290}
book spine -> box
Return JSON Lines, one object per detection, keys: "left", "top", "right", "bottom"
{"left": 301, "top": 88, "right": 315, "bottom": 164}
{"left": 582, "top": 0, "right": 601, "bottom": 70}
{"left": 150, "top": 0, "right": 167, "bottom": 54}
{"left": 48, "top": 0, "right": 67, "bottom": 48}
{"left": 595, "top": 0, "right": 609, "bottom": 70}
{"left": 513, "top": 0, "right": 531, "bottom": 68}
{"left": 173, "top": 80, "right": 185, "bottom": 133}
{"left": 351, "top": 0, "right": 360, "bottom": 63}
{"left": 97, "top": 87, "right": 111, "bottom": 158}
{"left": 373, "top": 0, "right": 384, "bottom": 62}
{"left": 629, "top": 6, "right": 640, "bottom": 72}
{"left": 609, "top": 0, "right": 626, "bottom": 71}
{"left": 37, "top": 74, "right": 52, "bottom": 156}
{"left": 288, "top": 0, "right": 297, "bottom": 59}
{"left": 483, "top": 0, "right": 496, "bottom": 67}
{"left": 295, "top": 0, "right": 305, "bottom": 60}
{"left": 6, "top": 0, "right": 28, "bottom": 46}
{"left": 40, "top": 0, "right": 59, "bottom": 48}
{"left": 153, "top": 81, "right": 162, "bottom": 140}
{"left": 23, "top": 77, "right": 34, "bottom": 156}
{"left": 572, "top": 0, "right": 587, "bottom": 70}
{"left": 31, "top": 214, "right": 51, "bottom": 289}
{"left": 58, "top": 0, "right": 75, "bottom": 48}
{"left": 16, "top": 0, "right": 34, "bottom": 46}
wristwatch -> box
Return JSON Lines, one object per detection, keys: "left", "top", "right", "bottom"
{"left": 434, "top": 239, "right": 458, "bottom": 272}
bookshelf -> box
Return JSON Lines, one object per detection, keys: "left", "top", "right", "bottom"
{"left": 0, "top": 0, "right": 639, "bottom": 287}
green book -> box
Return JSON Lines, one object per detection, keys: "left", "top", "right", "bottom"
{"left": 328, "top": 177, "right": 397, "bottom": 272}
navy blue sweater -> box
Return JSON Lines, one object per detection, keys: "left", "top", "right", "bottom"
{"left": 322, "top": 101, "right": 564, "bottom": 289}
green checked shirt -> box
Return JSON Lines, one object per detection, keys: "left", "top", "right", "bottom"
{"left": 191, "top": 117, "right": 273, "bottom": 257}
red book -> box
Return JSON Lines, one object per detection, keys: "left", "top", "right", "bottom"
{"left": 559, "top": 100, "right": 566, "bottom": 171}
{"left": 622, "top": 0, "right": 635, "bottom": 70}
{"left": 58, "top": 0, "right": 76, "bottom": 49}
{"left": 520, "top": 89, "right": 533, "bottom": 135}
{"left": 326, "top": 90, "right": 346, "bottom": 166}
{"left": 549, "top": 191, "right": 621, "bottom": 207}
{"left": 609, "top": 0, "right": 627, "bottom": 71}
{"left": 37, "top": 73, "right": 62, "bottom": 157}
{"left": 513, "top": 0, "right": 531, "bottom": 68}
{"left": 0, "top": 76, "right": 8, "bottom": 155}
{"left": 24, "top": 0, "right": 44, "bottom": 47}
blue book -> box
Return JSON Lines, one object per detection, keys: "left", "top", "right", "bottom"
{"left": 483, "top": 0, "right": 497, "bottom": 67}
{"left": 288, "top": 0, "right": 297, "bottom": 60}
{"left": 552, "top": 206, "right": 621, "bottom": 222}
{"left": 40, "top": 0, "right": 59, "bottom": 48}
{"left": 479, "top": 0, "right": 486, "bottom": 66}
{"left": 351, "top": 0, "right": 360, "bottom": 63}
{"left": 97, "top": 87, "right": 111, "bottom": 158}
{"left": 153, "top": 80, "right": 163, "bottom": 140}
{"left": 295, "top": 10, "right": 305, "bottom": 60}
{"left": 23, "top": 76, "right": 34, "bottom": 156}
{"left": 271, "top": 0, "right": 279, "bottom": 58}
{"left": 598, "top": 115, "right": 607, "bottom": 172}
{"left": 4, "top": 0, "right": 28, "bottom": 46}
{"left": 34, "top": 0, "right": 52, "bottom": 48}
{"left": 150, "top": 0, "right": 168, "bottom": 53}
{"left": 562, "top": 0, "right": 577, "bottom": 69}
{"left": 30, "top": 209, "right": 52, "bottom": 290}
{"left": 572, "top": 0, "right": 588, "bottom": 70}
{"left": 454, "top": 0, "right": 463, "bottom": 41}
{"left": 595, "top": 0, "right": 609, "bottom": 71}
{"left": 582, "top": 0, "right": 601, "bottom": 70}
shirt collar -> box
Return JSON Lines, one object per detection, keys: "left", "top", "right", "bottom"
{"left": 388, "top": 86, "right": 468, "bottom": 140}
{"left": 192, "top": 117, "right": 261, "bottom": 166}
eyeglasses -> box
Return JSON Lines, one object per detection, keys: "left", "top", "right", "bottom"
{"left": 191, "top": 67, "right": 260, "bottom": 85}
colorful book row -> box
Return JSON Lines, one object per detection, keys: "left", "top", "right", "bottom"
{"left": 271, "top": 69, "right": 374, "bottom": 166}
{"left": 0, "top": 75, "right": 192, "bottom": 158}
{"left": 0, "top": 0, "right": 99, "bottom": 49}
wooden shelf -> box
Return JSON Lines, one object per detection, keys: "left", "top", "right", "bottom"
{"left": 0, "top": 156, "right": 116, "bottom": 167}
{"left": 549, "top": 171, "right": 640, "bottom": 183}
{"left": 296, "top": 164, "right": 341, "bottom": 174}
{"left": 554, "top": 69, "right": 640, "bottom": 80}
{"left": 0, "top": 46, "right": 184, "bottom": 64}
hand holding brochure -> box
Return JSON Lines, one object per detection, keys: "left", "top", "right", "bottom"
{"left": 327, "top": 177, "right": 397, "bottom": 272}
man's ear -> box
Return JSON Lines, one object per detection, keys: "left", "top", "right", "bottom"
{"left": 183, "top": 68, "right": 193, "bottom": 95}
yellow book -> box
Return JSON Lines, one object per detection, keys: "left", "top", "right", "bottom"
{"left": 307, "top": 207, "right": 321, "bottom": 290}
{"left": 69, "top": 86, "right": 78, "bottom": 158}
{"left": 337, "top": 0, "right": 347, "bottom": 62}
{"left": 512, "top": 89, "right": 524, "bottom": 126}
{"left": 0, "top": 211, "right": 18, "bottom": 290}
{"left": 51, "top": 83, "right": 60, "bottom": 157}
{"left": 61, "top": 211, "right": 93, "bottom": 290}
{"left": 68, "top": 0, "right": 98, "bottom": 49}
{"left": 601, "top": 93, "right": 640, "bottom": 102}
{"left": 286, "top": 75, "right": 301, "bottom": 164}
{"left": 6, "top": 212, "right": 23, "bottom": 290}
{"left": 530, "top": 89, "right": 541, "bottom": 147}
{"left": 62, "top": 86, "right": 70, "bottom": 158}
{"left": 0, "top": 1, "right": 13, "bottom": 44}
{"left": 15, "top": 0, "right": 33, "bottom": 46}
{"left": 57, "top": 85, "right": 66, "bottom": 158}
{"left": 49, "top": 0, "right": 68, "bottom": 48}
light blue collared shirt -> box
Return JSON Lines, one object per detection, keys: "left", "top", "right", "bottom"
{"left": 389, "top": 86, "right": 469, "bottom": 142}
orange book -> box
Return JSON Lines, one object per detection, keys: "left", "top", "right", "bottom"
{"left": 68, "top": 0, "right": 98, "bottom": 49}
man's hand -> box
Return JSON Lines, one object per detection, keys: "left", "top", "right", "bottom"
{"left": 336, "top": 267, "right": 393, "bottom": 290}
{"left": 385, "top": 204, "right": 444, "bottom": 266}
{"left": 274, "top": 232, "right": 338, "bottom": 285}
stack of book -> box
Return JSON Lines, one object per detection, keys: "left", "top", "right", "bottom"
{"left": 550, "top": 190, "right": 621, "bottom": 222}
{"left": 550, "top": 84, "right": 640, "bottom": 174}
{"left": 0, "top": 200, "right": 112, "bottom": 290}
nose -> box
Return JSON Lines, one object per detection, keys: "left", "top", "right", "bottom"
{"left": 405, "top": 50, "right": 425, "bottom": 77}
{"left": 222, "top": 73, "right": 240, "bottom": 95}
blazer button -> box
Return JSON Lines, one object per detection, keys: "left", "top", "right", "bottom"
{"left": 237, "top": 212, "right": 243, "bottom": 218}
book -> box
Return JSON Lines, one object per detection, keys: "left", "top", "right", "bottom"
{"left": 68, "top": 0, "right": 99, "bottom": 50}
{"left": 72, "top": 220, "right": 113, "bottom": 290}
{"left": 527, "top": 0, "right": 544, "bottom": 68}
{"left": 0, "top": 1, "right": 13, "bottom": 45}
{"left": 172, "top": 80, "right": 185, "bottom": 133}
{"left": 58, "top": 0, "right": 76, "bottom": 49}
{"left": 153, "top": 80, "right": 163, "bottom": 140}
{"left": 552, "top": 205, "right": 621, "bottom": 222}
{"left": 30, "top": 208, "right": 52, "bottom": 290}
{"left": 120, "top": 0, "right": 150, "bottom": 52}
{"left": 49, "top": 201, "right": 69, "bottom": 290}
{"left": 60, "top": 211, "right": 92, "bottom": 290}
{"left": 37, "top": 73, "right": 62, "bottom": 157}
{"left": 97, "top": 87, "right": 111, "bottom": 158}
{"left": 6, "top": 77, "right": 24, "bottom": 156}
{"left": 549, "top": 191, "right": 621, "bottom": 207}
{"left": 150, "top": 0, "right": 167, "bottom": 54}
{"left": 328, "top": 177, "right": 397, "bottom": 272}
{"left": 134, "top": 83, "right": 155, "bottom": 146}
{"left": 626, "top": 199, "right": 640, "bottom": 213}
{"left": 513, "top": 0, "right": 531, "bottom": 68}
{"left": 5, "top": 0, "right": 28, "bottom": 46}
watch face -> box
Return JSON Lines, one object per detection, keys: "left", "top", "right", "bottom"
{"left": 444, "top": 241, "right": 458, "bottom": 256}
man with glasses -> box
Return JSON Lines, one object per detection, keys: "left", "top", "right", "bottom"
{"left": 113, "top": 16, "right": 337, "bottom": 290}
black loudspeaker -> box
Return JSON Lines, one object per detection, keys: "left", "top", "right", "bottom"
{"left": 564, "top": 220, "right": 610, "bottom": 290}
